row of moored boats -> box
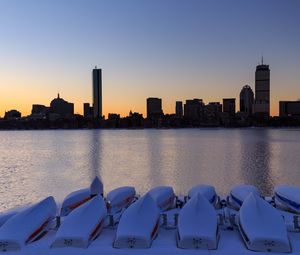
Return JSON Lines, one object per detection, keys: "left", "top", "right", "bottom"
{"left": 0, "top": 177, "right": 300, "bottom": 253}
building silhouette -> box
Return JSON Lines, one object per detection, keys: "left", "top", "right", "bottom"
{"left": 175, "top": 101, "right": 183, "bottom": 118}
{"left": 184, "top": 99, "right": 204, "bottom": 120}
{"left": 206, "top": 102, "right": 222, "bottom": 113}
{"left": 83, "top": 103, "right": 93, "bottom": 118}
{"left": 93, "top": 67, "right": 102, "bottom": 119}
{"left": 30, "top": 104, "right": 49, "bottom": 120}
{"left": 223, "top": 98, "right": 236, "bottom": 115}
{"left": 147, "top": 97, "right": 163, "bottom": 119}
{"left": 49, "top": 93, "right": 74, "bottom": 119}
{"left": 279, "top": 101, "right": 300, "bottom": 117}
{"left": 240, "top": 85, "right": 254, "bottom": 114}
{"left": 254, "top": 58, "right": 270, "bottom": 118}
{"left": 32, "top": 104, "right": 49, "bottom": 115}
{"left": 4, "top": 110, "right": 21, "bottom": 120}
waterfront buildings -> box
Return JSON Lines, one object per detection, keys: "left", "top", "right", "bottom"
{"left": 50, "top": 94, "right": 74, "bottom": 119}
{"left": 83, "top": 103, "right": 93, "bottom": 119}
{"left": 4, "top": 110, "right": 21, "bottom": 120}
{"left": 279, "top": 101, "right": 300, "bottom": 117}
{"left": 93, "top": 67, "right": 102, "bottom": 119}
{"left": 175, "top": 101, "right": 183, "bottom": 118}
{"left": 147, "top": 97, "right": 163, "bottom": 119}
{"left": 240, "top": 85, "right": 254, "bottom": 114}
{"left": 184, "top": 99, "right": 204, "bottom": 120}
{"left": 32, "top": 104, "right": 49, "bottom": 115}
{"left": 254, "top": 59, "right": 270, "bottom": 118}
{"left": 30, "top": 104, "right": 49, "bottom": 120}
{"left": 206, "top": 102, "right": 222, "bottom": 113}
{"left": 223, "top": 98, "right": 236, "bottom": 115}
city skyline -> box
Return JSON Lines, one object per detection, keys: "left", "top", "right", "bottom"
{"left": 0, "top": 1, "right": 300, "bottom": 117}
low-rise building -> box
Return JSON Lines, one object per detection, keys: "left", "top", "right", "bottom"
{"left": 279, "top": 101, "right": 300, "bottom": 117}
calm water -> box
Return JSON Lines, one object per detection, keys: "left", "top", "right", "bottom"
{"left": 1, "top": 128, "right": 300, "bottom": 211}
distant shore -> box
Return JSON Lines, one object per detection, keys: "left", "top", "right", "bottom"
{"left": 0, "top": 116, "right": 300, "bottom": 130}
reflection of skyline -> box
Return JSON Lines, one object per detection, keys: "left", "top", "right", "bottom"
{"left": 88, "top": 130, "right": 102, "bottom": 181}
{"left": 239, "top": 129, "right": 274, "bottom": 196}
{"left": 145, "top": 131, "right": 164, "bottom": 191}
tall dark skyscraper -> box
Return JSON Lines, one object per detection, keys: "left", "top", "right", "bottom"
{"left": 223, "top": 98, "right": 236, "bottom": 115}
{"left": 147, "top": 97, "right": 163, "bottom": 119}
{"left": 93, "top": 67, "right": 102, "bottom": 119}
{"left": 254, "top": 58, "right": 270, "bottom": 118}
{"left": 240, "top": 85, "right": 254, "bottom": 114}
{"left": 175, "top": 101, "right": 183, "bottom": 118}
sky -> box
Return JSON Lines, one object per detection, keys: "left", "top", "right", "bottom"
{"left": 0, "top": 0, "right": 300, "bottom": 117}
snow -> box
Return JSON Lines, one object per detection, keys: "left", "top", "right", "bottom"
{"left": 106, "top": 186, "right": 136, "bottom": 214}
{"left": 60, "top": 188, "right": 91, "bottom": 217}
{"left": 3, "top": 186, "right": 300, "bottom": 254}
{"left": 147, "top": 186, "right": 175, "bottom": 211}
{"left": 188, "top": 184, "right": 217, "bottom": 205}
{"left": 51, "top": 195, "right": 107, "bottom": 249}
{"left": 0, "top": 196, "right": 57, "bottom": 251}
{"left": 114, "top": 194, "right": 160, "bottom": 248}
{"left": 60, "top": 177, "right": 104, "bottom": 217}
{"left": 239, "top": 193, "right": 291, "bottom": 252}
{"left": 177, "top": 194, "right": 218, "bottom": 249}
{"left": 275, "top": 185, "right": 300, "bottom": 214}
{"left": 229, "top": 184, "right": 260, "bottom": 209}
{"left": 90, "top": 176, "right": 103, "bottom": 196}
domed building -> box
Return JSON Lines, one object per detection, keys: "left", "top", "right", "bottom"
{"left": 240, "top": 85, "right": 254, "bottom": 115}
{"left": 49, "top": 94, "right": 74, "bottom": 119}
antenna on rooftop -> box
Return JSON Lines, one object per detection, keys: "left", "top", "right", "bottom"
{"left": 261, "top": 55, "right": 264, "bottom": 65}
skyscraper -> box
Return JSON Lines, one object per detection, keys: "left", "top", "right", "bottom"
{"left": 147, "top": 97, "right": 163, "bottom": 119}
{"left": 254, "top": 58, "right": 270, "bottom": 118}
{"left": 223, "top": 98, "right": 236, "bottom": 115}
{"left": 93, "top": 67, "right": 102, "bottom": 119}
{"left": 184, "top": 99, "right": 204, "bottom": 120}
{"left": 175, "top": 101, "right": 183, "bottom": 118}
{"left": 240, "top": 85, "right": 254, "bottom": 114}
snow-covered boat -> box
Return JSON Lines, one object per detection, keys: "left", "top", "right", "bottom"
{"left": 106, "top": 186, "right": 136, "bottom": 214}
{"left": 147, "top": 186, "right": 175, "bottom": 211}
{"left": 0, "top": 196, "right": 57, "bottom": 252}
{"left": 114, "top": 194, "right": 160, "bottom": 248}
{"left": 60, "top": 176, "right": 103, "bottom": 216}
{"left": 238, "top": 193, "right": 291, "bottom": 253}
{"left": 228, "top": 184, "right": 260, "bottom": 210}
{"left": 51, "top": 195, "right": 107, "bottom": 248}
{"left": 177, "top": 194, "right": 219, "bottom": 249}
{"left": 188, "top": 184, "right": 218, "bottom": 206}
{"left": 0, "top": 211, "right": 17, "bottom": 228}
{"left": 274, "top": 185, "right": 300, "bottom": 214}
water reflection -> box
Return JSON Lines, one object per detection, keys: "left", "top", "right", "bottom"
{"left": 1, "top": 129, "right": 300, "bottom": 211}
{"left": 239, "top": 130, "right": 274, "bottom": 195}
{"left": 88, "top": 130, "right": 102, "bottom": 181}
{"left": 145, "top": 131, "right": 164, "bottom": 191}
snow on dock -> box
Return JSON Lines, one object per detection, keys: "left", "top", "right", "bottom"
{"left": 228, "top": 184, "right": 260, "bottom": 210}
{"left": 188, "top": 184, "right": 217, "bottom": 205}
{"left": 147, "top": 186, "right": 175, "bottom": 211}
{"left": 3, "top": 184, "right": 300, "bottom": 254}
{"left": 106, "top": 186, "right": 136, "bottom": 214}
{"left": 114, "top": 194, "right": 160, "bottom": 249}
{"left": 0, "top": 196, "right": 56, "bottom": 252}
{"left": 177, "top": 194, "right": 218, "bottom": 249}
{"left": 60, "top": 177, "right": 103, "bottom": 217}
{"left": 238, "top": 193, "right": 291, "bottom": 253}
{"left": 8, "top": 216, "right": 300, "bottom": 255}
{"left": 275, "top": 185, "right": 300, "bottom": 214}
{"left": 51, "top": 195, "right": 107, "bottom": 249}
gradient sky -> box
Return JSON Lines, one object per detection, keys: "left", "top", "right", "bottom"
{"left": 0, "top": 0, "right": 300, "bottom": 117}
